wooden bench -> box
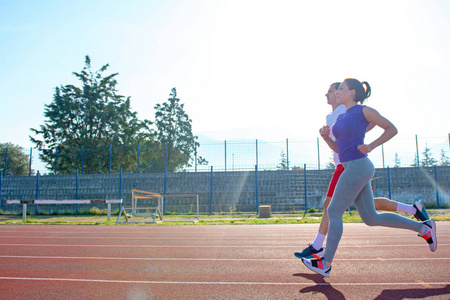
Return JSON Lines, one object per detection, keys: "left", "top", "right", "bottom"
{"left": 6, "top": 199, "right": 122, "bottom": 221}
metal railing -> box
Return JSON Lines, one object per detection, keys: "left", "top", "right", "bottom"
{"left": 2, "top": 134, "right": 449, "bottom": 176}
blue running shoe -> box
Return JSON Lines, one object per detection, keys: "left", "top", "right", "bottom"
{"left": 413, "top": 200, "right": 430, "bottom": 222}
{"left": 294, "top": 244, "right": 324, "bottom": 259}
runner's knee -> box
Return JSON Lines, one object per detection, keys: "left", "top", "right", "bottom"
{"left": 361, "top": 216, "right": 379, "bottom": 226}
{"left": 327, "top": 203, "right": 343, "bottom": 221}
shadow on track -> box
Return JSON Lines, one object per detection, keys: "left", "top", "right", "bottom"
{"left": 374, "top": 284, "right": 450, "bottom": 300}
{"left": 293, "top": 273, "right": 346, "bottom": 300}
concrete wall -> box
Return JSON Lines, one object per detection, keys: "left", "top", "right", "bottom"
{"left": 1, "top": 166, "right": 449, "bottom": 214}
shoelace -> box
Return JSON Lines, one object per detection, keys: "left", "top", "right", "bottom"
{"left": 421, "top": 230, "right": 433, "bottom": 244}
{"left": 312, "top": 253, "right": 324, "bottom": 269}
{"left": 421, "top": 231, "right": 432, "bottom": 240}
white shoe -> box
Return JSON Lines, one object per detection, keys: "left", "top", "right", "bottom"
{"left": 301, "top": 255, "right": 331, "bottom": 278}
{"left": 419, "top": 219, "right": 437, "bottom": 252}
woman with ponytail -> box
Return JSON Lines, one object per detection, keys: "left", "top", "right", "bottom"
{"left": 301, "top": 78, "right": 437, "bottom": 278}
{"left": 294, "top": 82, "right": 430, "bottom": 262}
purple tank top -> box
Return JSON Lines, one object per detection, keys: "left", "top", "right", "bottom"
{"left": 332, "top": 105, "right": 370, "bottom": 163}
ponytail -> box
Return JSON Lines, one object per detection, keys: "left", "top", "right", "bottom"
{"left": 343, "top": 78, "right": 371, "bottom": 104}
{"left": 361, "top": 81, "right": 371, "bottom": 102}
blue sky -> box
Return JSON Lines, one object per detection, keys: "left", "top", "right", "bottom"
{"left": 1, "top": 0, "right": 449, "bottom": 152}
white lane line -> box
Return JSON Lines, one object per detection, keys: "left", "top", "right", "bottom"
{"left": 416, "top": 280, "right": 433, "bottom": 288}
{"left": 0, "top": 243, "right": 449, "bottom": 248}
{"left": 0, "top": 235, "right": 449, "bottom": 239}
{"left": 0, "top": 276, "right": 449, "bottom": 286}
{"left": 0, "top": 255, "right": 449, "bottom": 261}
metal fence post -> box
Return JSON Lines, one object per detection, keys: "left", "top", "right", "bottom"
{"left": 119, "top": 168, "right": 122, "bottom": 212}
{"left": 0, "top": 171, "right": 2, "bottom": 209}
{"left": 163, "top": 143, "right": 168, "bottom": 214}
{"left": 75, "top": 169, "right": 79, "bottom": 215}
{"left": 209, "top": 166, "right": 213, "bottom": 215}
{"left": 35, "top": 171, "right": 40, "bottom": 215}
{"left": 434, "top": 165, "right": 440, "bottom": 206}
{"left": 81, "top": 145, "right": 85, "bottom": 174}
{"left": 255, "top": 164, "right": 259, "bottom": 214}
{"left": 304, "top": 164, "right": 307, "bottom": 213}
{"left": 286, "top": 138, "right": 289, "bottom": 171}
{"left": 387, "top": 166, "right": 392, "bottom": 199}
{"left": 224, "top": 140, "right": 227, "bottom": 172}
{"left": 4, "top": 148, "right": 7, "bottom": 176}
{"left": 256, "top": 139, "right": 258, "bottom": 167}
{"left": 164, "top": 143, "right": 168, "bottom": 186}
{"left": 109, "top": 144, "right": 112, "bottom": 174}
{"left": 29, "top": 147, "right": 32, "bottom": 176}
{"left": 382, "top": 144, "right": 385, "bottom": 168}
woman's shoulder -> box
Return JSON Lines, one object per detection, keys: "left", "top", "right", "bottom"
{"left": 361, "top": 106, "right": 381, "bottom": 120}
{"left": 361, "top": 105, "right": 378, "bottom": 113}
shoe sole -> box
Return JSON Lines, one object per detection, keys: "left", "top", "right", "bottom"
{"left": 413, "top": 201, "right": 430, "bottom": 222}
{"left": 294, "top": 249, "right": 324, "bottom": 260}
{"left": 428, "top": 219, "right": 437, "bottom": 252}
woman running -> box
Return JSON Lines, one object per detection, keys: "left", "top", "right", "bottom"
{"left": 294, "top": 82, "right": 430, "bottom": 260}
{"left": 301, "top": 78, "right": 437, "bottom": 278}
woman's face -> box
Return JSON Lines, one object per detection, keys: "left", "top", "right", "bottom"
{"left": 325, "top": 85, "right": 338, "bottom": 106}
{"left": 336, "top": 82, "right": 353, "bottom": 105}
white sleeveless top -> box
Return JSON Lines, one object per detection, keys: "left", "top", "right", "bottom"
{"left": 326, "top": 104, "right": 346, "bottom": 166}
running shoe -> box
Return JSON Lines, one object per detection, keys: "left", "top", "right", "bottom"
{"left": 294, "top": 244, "right": 324, "bottom": 259}
{"left": 301, "top": 254, "right": 331, "bottom": 278}
{"left": 419, "top": 219, "right": 437, "bottom": 252}
{"left": 413, "top": 200, "right": 430, "bottom": 222}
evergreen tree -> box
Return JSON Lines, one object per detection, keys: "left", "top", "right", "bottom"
{"left": 394, "top": 153, "right": 401, "bottom": 168}
{"left": 411, "top": 155, "right": 419, "bottom": 167}
{"left": 30, "top": 56, "right": 154, "bottom": 174}
{"left": 420, "top": 145, "right": 437, "bottom": 167}
{"left": 440, "top": 149, "right": 450, "bottom": 166}
{"left": 277, "top": 150, "right": 289, "bottom": 170}
{"left": 0, "top": 143, "right": 31, "bottom": 176}
{"left": 154, "top": 88, "right": 198, "bottom": 171}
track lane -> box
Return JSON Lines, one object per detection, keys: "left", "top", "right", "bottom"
{"left": 0, "top": 223, "right": 448, "bottom": 299}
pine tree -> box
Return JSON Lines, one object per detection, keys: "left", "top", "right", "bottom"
{"left": 154, "top": 88, "right": 198, "bottom": 171}
{"left": 277, "top": 150, "right": 289, "bottom": 170}
{"left": 30, "top": 56, "right": 153, "bottom": 174}
{"left": 440, "top": 149, "right": 450, "bottom": 166}
{"left": 0, "top": 143, "right": 31, "bottom": 176}
{"left": 420, "top": 146, "right": 438, "bottom": 167}
{"left": 394, "top": 153, "right": 401, "bottom": 168}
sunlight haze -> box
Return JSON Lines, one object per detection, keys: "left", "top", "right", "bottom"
{"left": 1, "top": 0, "right": 449, "bottom": 149}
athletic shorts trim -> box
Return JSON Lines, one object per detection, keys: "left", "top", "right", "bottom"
{"left": 326, "top": 164, "right": 344, "bottom": 197}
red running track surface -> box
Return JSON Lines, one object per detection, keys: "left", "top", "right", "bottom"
{"left": 0, "top": 222, "right": 449, "bottom": 299}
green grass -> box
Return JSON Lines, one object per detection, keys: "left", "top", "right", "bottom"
{"left": 1, "top": 209, "right": 449, "bottom": 225}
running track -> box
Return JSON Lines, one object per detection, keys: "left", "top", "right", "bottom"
{"left": 0, "top": 222, "right": 449, "bottom": 299}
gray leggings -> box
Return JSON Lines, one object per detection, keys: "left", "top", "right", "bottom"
{"left": 323, "top": 157, "right": 423, "bottom": 263}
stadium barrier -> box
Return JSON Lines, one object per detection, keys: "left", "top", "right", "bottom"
{"left": 6, "top": 199, "right": 122, "bottom": 221}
